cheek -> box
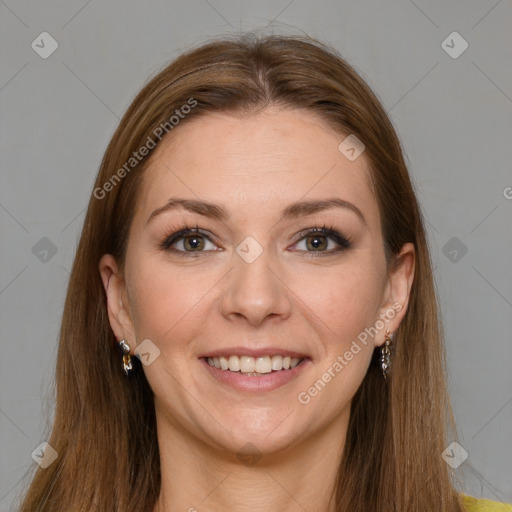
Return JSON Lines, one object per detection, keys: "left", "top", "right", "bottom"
{"left": 298, "top": 261, "right": 384, "bottom": 334}
{"left": 126, "top": 258, "right": 212, "bottom": 345}
{"left": 297, "top": 265, "right": 383, "bottom": 406}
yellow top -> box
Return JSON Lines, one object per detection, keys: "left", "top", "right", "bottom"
{"left": 462, "top": 494, "right": 512, "bottom": 511}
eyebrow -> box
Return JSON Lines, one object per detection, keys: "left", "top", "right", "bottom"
{"left": 146, "top": 197, "right": 366, "bottom": 226}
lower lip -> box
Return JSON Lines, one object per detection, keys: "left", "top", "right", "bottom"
{"left": 200, "top": 357, "right": 312, "bottom": 392}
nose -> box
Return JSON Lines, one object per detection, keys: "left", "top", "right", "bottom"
{"left": 221, "top": 245, "right": 292, "bottom": 327}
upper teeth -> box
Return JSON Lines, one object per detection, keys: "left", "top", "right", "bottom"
{"left": 207, "top": 355, "right": 303, "bottom": 373}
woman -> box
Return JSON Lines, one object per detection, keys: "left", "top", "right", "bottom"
{"left": 18, "top": 33, "right": 511, "bottom": 512}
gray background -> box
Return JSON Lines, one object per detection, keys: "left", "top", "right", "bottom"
{"left": 1, "top": 1, "right": 511, "bottom": 510}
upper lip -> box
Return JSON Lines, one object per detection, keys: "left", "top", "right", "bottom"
{"left": 199, "top": 346, "right": 310, "bottom": 359}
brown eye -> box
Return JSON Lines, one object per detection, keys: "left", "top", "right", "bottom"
{"left": 182, "top": 234, "right": 205, "bottom": 251}
{"left": 292, "top": 226, "right": 351, "bottom": 256}
{"left": 305, "top": 234, "right": 328, "bottom": 251}
{"left": 160, "top": 227, "right": 217, "bottom": 254}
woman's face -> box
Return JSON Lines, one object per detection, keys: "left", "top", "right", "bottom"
{"left": 100, "top": 107, "right": 414, "bottom": 456}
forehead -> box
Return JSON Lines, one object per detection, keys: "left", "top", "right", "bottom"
{"left": 136, "top": 107, "right": 378, "bottom": 225}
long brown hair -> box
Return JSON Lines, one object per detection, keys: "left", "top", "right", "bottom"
{"left": 18, "top": 32, "right": 467, "bottom": 511}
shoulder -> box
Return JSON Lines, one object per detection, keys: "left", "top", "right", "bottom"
{"left": 461, "top": 494, "right": 512, "bottom": 511}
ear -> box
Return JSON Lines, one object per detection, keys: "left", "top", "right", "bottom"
{"left": 98, "top": 254, "right": 136, "bottom": 354}
{"left": 374, "top": 242, "right": 415, "bottom": 347}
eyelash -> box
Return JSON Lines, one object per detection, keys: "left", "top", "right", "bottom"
{"left": 158, "top": 223, "right": 352, "bottom": 258}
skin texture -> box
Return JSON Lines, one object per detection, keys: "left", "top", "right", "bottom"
{"left": 99, "top": 107, "right": 415, "bottom": 512}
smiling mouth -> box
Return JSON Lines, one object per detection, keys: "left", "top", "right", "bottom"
{"left": 203, "top": 355, "right": 307, "bottom": 376}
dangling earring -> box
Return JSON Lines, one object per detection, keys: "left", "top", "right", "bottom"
{"left": 380, "top": 330, "right": 392, "bottom": 381}
{"left": 118, "top": 339, "right": 133, "bottom": 376}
